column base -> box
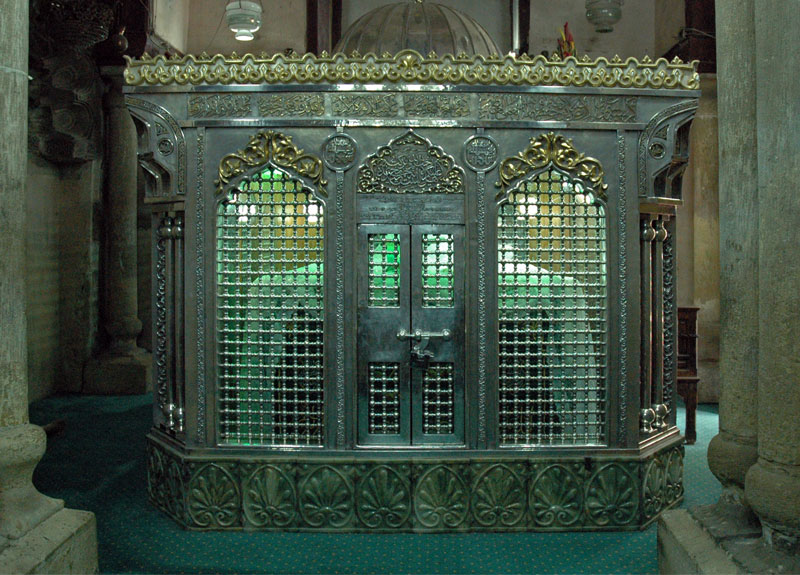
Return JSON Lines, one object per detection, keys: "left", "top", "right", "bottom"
{"left": 658, "top": 505, "right": 800, "bottom": 574}
{"left": 746, "top": 459, "right": 800, "bottom": 554}
{"left": 0, "top": 508, "right": 98, "bottom": 574}
{"left": 707, "top": 431, "right": 758, "bottom": 495}
{"left": 0, "top": 424, "right": 64, "bottom": 540}
{"left": 83, "top": 349, "right": 151, "bottom": 395}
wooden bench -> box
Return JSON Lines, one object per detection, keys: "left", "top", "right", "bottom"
{"left": 677, "top": 306, "right": 700, "bottom": 444}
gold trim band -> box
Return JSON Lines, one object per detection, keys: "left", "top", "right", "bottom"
{"left": 125, "top": 50, "right": 699, "bottom": 90}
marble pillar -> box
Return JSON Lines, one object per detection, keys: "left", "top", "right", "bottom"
{"left": 744, "top": 0, "right": 800, "bottom": 554}
{"left": 706, "top": 0, "right": 759, "bottom": 501}
{"left": 83, "top": 68, "right": 151, "bottom": 395}
{"left": 0, "top": 0, "right": 98, "bottom": 570}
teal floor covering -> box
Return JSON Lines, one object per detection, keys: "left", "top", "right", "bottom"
{"left": 29, "top": 395, "right": 720, "bottom": 575}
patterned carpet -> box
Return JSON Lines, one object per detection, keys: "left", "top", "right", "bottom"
{"left": 29, "top": 395, "right": 720, "bottom": 574}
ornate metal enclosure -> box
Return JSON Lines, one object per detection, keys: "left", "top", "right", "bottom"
{"left": 126, "top": 50, "right": 699, "bottom": 532}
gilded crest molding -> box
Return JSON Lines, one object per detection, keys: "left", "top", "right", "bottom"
{"left": 358, "top": 130, "right": 464, "bottom": 195}
{"left": 214, "top": 130, "right": 327, "bottom": 197}
{"left": 124, "top": 50, "right": 699, "bottom": 90}
{"left": 496, "top": 132, "right": 608, "bottom": 199}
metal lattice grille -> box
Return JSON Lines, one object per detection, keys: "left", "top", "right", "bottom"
{"left": 216, "top": 168, "right": 324, "bottom": 446}
{"left": 368, "top": 234, "right": 401, "bottom": 307}
{"left": 368, "top": 363, "right": 401, "bottom": 434}
{"left": 422, "top": 234, "right": 455, "bottom": 308}
{"left": 422, "top": 363, "right": 455, "bottom": 434}
{"left": 497, "top": 169, "right": 607, "bottom": 446}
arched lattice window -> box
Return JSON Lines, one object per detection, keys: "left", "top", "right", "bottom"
{"left": 216, "top": 167, "right": 325, "bottom": 446}
{"left": 497, "top": 136, "right": 607, "bottom": 447}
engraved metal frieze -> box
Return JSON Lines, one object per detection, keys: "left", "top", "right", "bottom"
{"left": 663, "top": 231, "right": 676, "bottom": 409}
{"left": 617, "top": 133, "right": 628, "bottom": 444}
{"left": 404, "top": 93, "right": 470, "bottom": 117}
{"left": 497, "top": 132, "right": 607, "bottom": 198}
{"left": 215, "top": 130, "right": 326, "bottom": 197}
{"left": 258, "top": 94, "right": 324, "bottom": 117}
{"left": 332, "top": 94, "right": 398, "bottom": 118}
{"left": 150, "top": 440, "right": 686, "bottom": 531}
{"left": 125, "top": 51, "right": 700, "bottom": 90}
{"left": 464, "top": 133, "right": 497, "bottom": 445}
{"left": 188, "top": 94, "right": 251, "bottom": 118}
{"left": 479, "top": 94, "right": 636, "bottom": 122}
{"left": 322, "top": 131, "right": 357, "bottom": 446}
{"left": 358, "top": 130, "right": 464, "bottom": 194}
{"left": 195, "top": 129, "right": 206, "bottom": 442}
{"left": 154, "top": 222, "right": 168, "bottom": 412}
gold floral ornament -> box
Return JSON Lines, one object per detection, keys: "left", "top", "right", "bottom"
{"left": 497, "top": 132, "right": 607, "bottom": 200}
{"left": 124, "top": 50, "right": 699, "bottom": 90}
{"left": 215, "top": 130, "right": 326, "bottom": 196}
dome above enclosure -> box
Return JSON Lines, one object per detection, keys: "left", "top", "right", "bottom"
{"left": 334, "top": 0, "right": 501, "bottom": 57}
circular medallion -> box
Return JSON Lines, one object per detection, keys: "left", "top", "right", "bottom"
{"left": 323, "top": 133, "right": 357, "bottom": 171}
{"left": 464, "top": 134, "right": 498, "bottom": 172}
{"left": 158, "top": 138, "right": 174, "bottom": 156}
{"left": 649, "top": 142, "right": 666, "bottom": 159}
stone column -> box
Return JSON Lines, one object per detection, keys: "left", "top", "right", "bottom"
{"left": 84, "top": 68, "right": 151, "bottom": 395}
{"left": 0, "top": 0, "right": 98, "bottom": 571}
{"left": 706, "top": 0, "right": 759, "bottom": 501}
{"left": 744, "top": 0, "right": 800, "bottom": 554}
{"left": 0, "top": 0, "right": 63, "bottom": 542}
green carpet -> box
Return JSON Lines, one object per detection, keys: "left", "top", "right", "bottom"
{"left": 29, "top": 395, "right": 720, "bottom": 574}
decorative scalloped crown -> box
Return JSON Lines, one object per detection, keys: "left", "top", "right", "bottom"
{"left": 124, "top": 50, "right": 699, "bottom": 90}
{"left": 215, "top": 130, "right": 326, "bottom": 197}
{"left": 497, "top": 132, "right": 608, "bottom": 200}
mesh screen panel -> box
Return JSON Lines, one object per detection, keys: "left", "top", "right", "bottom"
{"left": 216, "top": 168, "right": 324, "bottom": 446}
{"left": 368, "top": 234, "right": 401, "bottom": 307}
{"left": 497, "top": 170, "right": 607, "bottom": 446}
{"left": 422, "top": 234, "right": 455, "bottom": 308}
{"left": 368, "top": 362, "right": 401, "bottom": 434}
{"left": 422, "top": 363, "right": 455, "bottom": 434}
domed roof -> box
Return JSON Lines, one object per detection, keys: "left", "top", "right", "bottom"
{"left": 335, "top": 0, "right": 501, "bottom": 57}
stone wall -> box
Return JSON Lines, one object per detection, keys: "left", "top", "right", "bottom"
{"left": 25, "top": 156, "right": 103, "bottom": 400}
{"left": 676, "top": 74, "right": 720, "bottom": 403}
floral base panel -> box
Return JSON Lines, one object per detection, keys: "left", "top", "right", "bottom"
{"left": 147, "top": 437, "right": 684, "bottom": 532}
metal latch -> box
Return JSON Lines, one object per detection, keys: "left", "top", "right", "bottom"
{"left": 396, "top": 329, "right": 452, "bottom": 370}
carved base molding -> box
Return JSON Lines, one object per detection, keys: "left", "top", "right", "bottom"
{"left": 147, "top": 434, "right": 683, "bottom": 532}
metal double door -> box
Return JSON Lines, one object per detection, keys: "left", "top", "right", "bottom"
{"left": 357, "top": 224, "right": 465, "bottom": 446}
